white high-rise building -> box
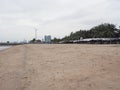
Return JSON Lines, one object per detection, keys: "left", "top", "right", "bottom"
{"left": 44, "top": 35, "right": 51, "bottom": 43}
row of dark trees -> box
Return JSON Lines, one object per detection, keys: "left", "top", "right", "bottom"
{"left": 52, "top": 23, "right": 120, "bottom": 43}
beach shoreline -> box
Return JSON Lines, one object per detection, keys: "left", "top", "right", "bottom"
{"left": 0, "top": 46, "right": 11, "bottom": 51}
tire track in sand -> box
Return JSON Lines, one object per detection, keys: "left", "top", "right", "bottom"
{"left": 21, "top": 45, "right": 36, "bottom": 90}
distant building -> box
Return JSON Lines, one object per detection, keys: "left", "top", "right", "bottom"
{"left": 44, "top": 35, "right": 51, "bottom": 43}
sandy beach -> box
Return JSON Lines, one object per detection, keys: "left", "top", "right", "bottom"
{"left": 0, "top": 44, "right": 120, "bottom": 90}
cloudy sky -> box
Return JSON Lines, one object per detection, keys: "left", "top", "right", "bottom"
{"left": 0, "top": 0, "right": 120, "bottom": 42}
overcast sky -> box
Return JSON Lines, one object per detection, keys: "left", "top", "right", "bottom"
{"left": 0, "top": 0, "right": 120, "bottom": 42}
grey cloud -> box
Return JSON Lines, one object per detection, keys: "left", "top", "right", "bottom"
{"left": 0, "top": 0, "right": 120, "bottom": 41}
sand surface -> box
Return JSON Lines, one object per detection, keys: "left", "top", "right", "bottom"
{"left": 0, "top": 44, "right": 120, "bottom": 90}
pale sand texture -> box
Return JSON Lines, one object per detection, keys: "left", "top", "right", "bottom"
{"left": 0, "top": 44, "right": 120, "bottom": 90}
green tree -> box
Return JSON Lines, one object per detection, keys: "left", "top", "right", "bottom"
{"left": 61, "top": 23, "right": 120, "bottom": 41}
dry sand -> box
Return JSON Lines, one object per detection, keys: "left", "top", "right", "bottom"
{"left": 0, "top": 44, "right": 120, "bottom": 90}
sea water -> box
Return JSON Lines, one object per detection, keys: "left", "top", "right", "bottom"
{"left": 0, "top": 46, "right": 11, "bottom": 51}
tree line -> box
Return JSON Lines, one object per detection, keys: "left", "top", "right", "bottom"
{"left": 52, "top": 23, "right": 120, "bottom": 43}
